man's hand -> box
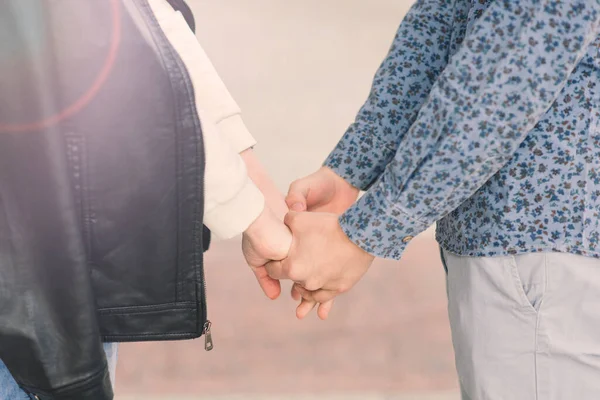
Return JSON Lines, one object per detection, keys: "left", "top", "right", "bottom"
{"left": 286, "top": 167, "right": 359, "bottom": 214}
{"left": 242, "top": 207, "right": 292, "bottom": 300}
{"left": 265, "top": 212, "right": 375, "bottom": 320}
{"left": 286, "top": 167, "right": 360, "bottom": 316}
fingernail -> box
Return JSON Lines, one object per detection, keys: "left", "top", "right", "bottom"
{"left": 291, "top": 203, "right": 305, "bottom": 212}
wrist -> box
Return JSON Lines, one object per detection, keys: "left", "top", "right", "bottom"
{"left": 240, "top": 149, "right": 289, "bottom": 221}
{"left": 324, "top": 129, "right": 395, "bottom": 191}
{"left": 204, "top": 178, "right": 265, "bottom": 240}
{"left": 246, "top": 206, "right": 279, "bottom": 238}
{"left": 338, "top": 187, "right": 426, "bottom": 260}
{"left": 335, "top": 217, "right": 376, "bottom": 262}
{"left": 320, "top": 166, "right": 359, "bottom": 194}
{"left": 245, "top": 206, "right": 292, "bottom": 261}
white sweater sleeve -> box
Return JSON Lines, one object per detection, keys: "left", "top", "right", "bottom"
{"left": 148, "top": 0, "right": 264, "bottom": 239}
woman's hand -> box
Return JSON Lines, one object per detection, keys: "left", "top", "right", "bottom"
{"left": 242, "top": 206, "right": 292, "bottom": 300}
{"left": 285, "top": 167, "right": 360, "bottom": 319}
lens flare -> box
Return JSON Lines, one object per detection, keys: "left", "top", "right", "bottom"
{"left": 0, "top": 0, "right": 122, "bottom": 134}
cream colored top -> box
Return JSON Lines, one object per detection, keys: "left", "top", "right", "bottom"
{"left": 148, "top": 0, "right": 265, "bottom": 239}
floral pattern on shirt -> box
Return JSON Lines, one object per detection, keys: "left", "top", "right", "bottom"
{"left": 325, "top": 0, "right": 600, "bottom": 259}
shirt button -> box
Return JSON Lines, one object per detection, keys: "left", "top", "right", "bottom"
{"left": 402, "top": 236, "right": 414, "bottom": 243}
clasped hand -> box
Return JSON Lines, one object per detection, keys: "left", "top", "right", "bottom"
{"left": 243, "top": 167, "right": 375, "bottom": 320}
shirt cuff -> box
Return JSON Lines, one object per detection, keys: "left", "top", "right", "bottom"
{"left": 204, "top": 178, "right": 265, "bottom": 240}
{"left": 339, "top": 185, "right": 431, "bottom": 260}
{"left": 323, "top": 128, "right": 396, "bottom": 191}
{"left": 217, "top": 114, "right": 257, "bottom": 154}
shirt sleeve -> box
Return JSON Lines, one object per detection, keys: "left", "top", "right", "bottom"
{"left": 339, "top": 0, "right": 600, "bottom": 259}
{"left": 149, "top": 0, "right": 264, "bottom": 239}
{"left": 324, "top": 0, "right": 460, "bottom": 190}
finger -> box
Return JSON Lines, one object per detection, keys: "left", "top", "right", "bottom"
{"left": 291, "top": 284, "right": 302, "bottom": 301}
{"left": 293, "top": 284, "right": 315, "bottom": 302}
{"left": 252, "top": 266, "right": 281, "bottom": 300}
{"left": 264, "top": 259, "right": 286, "bottom": 280}
{"left": 267, "top": 248, "right": 308, "bottom": 283}
{"left": 317, "top": 299, "right": 335, "bottom": 320}
{"left": 296, "top": 286, "right": 337, "bottom": 304}
{"left": 286, "top": 181, "right": 310, "bottom": 212}
{"left": 283, "top": 211, "right": 302, "bottom": 230}
{"left": 296, "top": 298, "right": 317, "bottom": 320}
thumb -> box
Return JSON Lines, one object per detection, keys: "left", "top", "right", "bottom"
{"left": 286, "top": 181, "right": 310, "bottom": 212}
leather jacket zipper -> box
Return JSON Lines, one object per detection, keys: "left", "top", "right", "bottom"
{"left": 200, "top": 163, "right": 211, "bottom": 351}
{"left": 200, "top": 239, "right": 212, "bottom": 351}
{"left": 203, "top": 320, "right": 213, "bottom": 351}
{"left": 162, "top": 0, "right": 212, "bottom": 352}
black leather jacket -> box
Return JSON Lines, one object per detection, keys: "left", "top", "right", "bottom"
{"left": 0, "top": 1, "right": 208, "bottom": 398}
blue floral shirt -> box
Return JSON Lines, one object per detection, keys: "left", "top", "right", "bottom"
{"left": 324, "top": 0, "right": 600, "bottom": 260}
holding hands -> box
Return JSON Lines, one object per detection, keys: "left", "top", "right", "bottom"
{"left": 242, "top": 167, "right": 375, "bottom": 320}
{"left": 286, "top": 167, "right": 360, "bottom": 214}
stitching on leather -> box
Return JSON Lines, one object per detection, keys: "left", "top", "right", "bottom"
{"left": 98, "top": 301, "right": 196, "bottom": 314}
{"left": 102, "top": 332, "right": 199, "bottom": 340}
{"left": 22, "top": 364, "right": 108, "bottom": 396}
{"left": 134, "top": 0, "right": 185, "bottom": 302}
{"left": 100, "top": 307, "right": 195, "bottom": 316}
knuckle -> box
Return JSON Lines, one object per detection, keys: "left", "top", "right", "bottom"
{"left": 286, "top": 264, "right": 302, "bottom": 281}
{"left": 337, "top": 282, "right": 352, "bottom": 294}
{"left": 315, "top": 292, "right": 333, "bottom": 304}
{"left": 284, "top": 212, "right": 299, "bottom": 226}
{"left": 288, "top": 180, "right": 306, "bottom": 197}
{"left": 289, "top": 180, "right": 303, "bottom": 191}
{"left": 304, "top": 279, "right": 320, "bottom": 292}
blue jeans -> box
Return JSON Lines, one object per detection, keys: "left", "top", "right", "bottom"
{"left": 0, "top": 343, "right": 118, "bottom": 400}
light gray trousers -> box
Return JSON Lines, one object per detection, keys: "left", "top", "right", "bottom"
{"left": 442, "top": 250, "right": 600, "bottom": 400}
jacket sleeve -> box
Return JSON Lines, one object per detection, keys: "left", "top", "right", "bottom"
{"left": 0, "top": 2, "right": 112, "bottom": 399}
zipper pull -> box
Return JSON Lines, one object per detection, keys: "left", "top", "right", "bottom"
{"left": 203, "top": 320, "right": 214, "bottom": 351}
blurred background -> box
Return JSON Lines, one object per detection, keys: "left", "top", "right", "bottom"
{"left": 116, "top": 1, "right": 459, "bottom": 399}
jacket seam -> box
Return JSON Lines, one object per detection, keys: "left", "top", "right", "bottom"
{"left": 21, "top": 364, "right": 108, "bottom": 396}
{"left": 99, "top": 307, "right": 195, "bottom": 316}
{"left": 147, "top": 0, "right": 205, "bottom": 311}
{"left": 53, "top": 365, "right": 107, "bottom": 394}
{"left": 158, "top": 7, "right": 207, "bottom": 331}
{"left": 104, "top": 332, "right": 197, "bottom": 338}
{"left": 136, "top": 0, "right": 185, "bottom": 302}
{"left": 98, "top": 301, "right": 197, "bottom": 313}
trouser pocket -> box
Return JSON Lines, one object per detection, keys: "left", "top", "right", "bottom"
{"left": 507, "top": 253, "right": 546, "bottom": 313}
{"left": 440, "top": 247, "right": 449, "bottom": 275}
{"left": 444, "top": 251, "right": 541, "bottom": 400}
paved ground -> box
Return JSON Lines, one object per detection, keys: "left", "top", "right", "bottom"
{"left": 114, "top": 1, "right": 458, "bottom": 398}
{"left": 119, "top": 394, "right": 460, "bottom": 400}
